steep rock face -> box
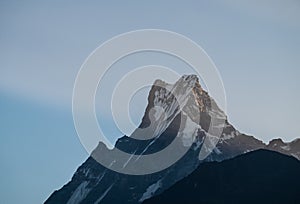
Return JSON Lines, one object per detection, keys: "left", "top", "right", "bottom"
{"left": 143, "top": 150, "right": 300, "bottom": 204}
{"left": 45, "top": 75, "right": 294, "bottom": 204}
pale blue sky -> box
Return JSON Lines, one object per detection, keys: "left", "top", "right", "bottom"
{"left": 0, "top": 1, "right": 299, "bottom": 203}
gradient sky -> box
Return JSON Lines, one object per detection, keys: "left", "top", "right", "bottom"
{"left": 1, "top": 1, "right": 300, "bottom": 203}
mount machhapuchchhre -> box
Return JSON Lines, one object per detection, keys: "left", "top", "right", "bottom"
{"left": 45, "top": 75, "right": 300, "bottom": 204}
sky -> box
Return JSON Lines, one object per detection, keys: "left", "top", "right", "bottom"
{"left": 0, "top": 1, "right": 300, "bottom": 203}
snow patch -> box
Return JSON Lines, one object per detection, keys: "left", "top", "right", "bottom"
{"left": 213, "top": 146, "right": 222, "bottom": 154}
{"left": 222, "top": 131, "right": 236, "bottom": 140}
{"left": 193, "top": 138, "right": 203, "bottom": 151}
{"left": 95, "top": 171, "right": 106, "bottom": 185}
{"left": 94, "top": 183, "right": 115, "bottom": 204}
{"left": 123, "top": 149, "right": 138, "bottom": 168}
{"left": 139, "top": 180, "right": 162, "bottom": 202}
{"left": 243, "top": 149, "right": 251, "bottom": 154}
{"left": 180, "top": 116, "right": 200, "bottom": 147}
{"left": 66, "top": 181, "right": 91, "bottom": 204}
{"left": 281, "top": 145, "right": 291, "bottom": 151}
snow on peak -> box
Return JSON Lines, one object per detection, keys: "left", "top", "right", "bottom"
{"left": 150, "top": 75, "right": 204, "bottom": 119}
{"left": 141, "top": 75, "right": 202, "bottom": 139}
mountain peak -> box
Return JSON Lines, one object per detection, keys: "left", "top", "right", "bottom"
{"left": 45, "top": 74, "right": 300, "bottom": 204}
{"left": 268, "top": 138, "right": 285, "bottom": 146}
{"left": 266, "top": 138, "right": 300, "bottom": 160}
{"left": 153, "top": 74, "right": 201, "bottom": 91}
{"left": 140, "top": 74, "right": 208, "bottom": 131}
{"left": 180, "top": 74, "right": 199, "bottom": 85}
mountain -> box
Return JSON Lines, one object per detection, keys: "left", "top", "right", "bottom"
{"left": 45, "top": 75, "right": 299, "bottom": 204}
{"left": 143, "top": 149, "right": 300, "bottom": 204}
{"left": 266, "top": 138, "right": 300, "bottom": 160}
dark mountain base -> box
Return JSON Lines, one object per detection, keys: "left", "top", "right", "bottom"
{"left": 144, "top": 149, "right": 300, "bottom": 204}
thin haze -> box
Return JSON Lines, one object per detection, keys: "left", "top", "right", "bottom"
{"left": 0, "top": 1, "right": 299, "bottom": 204}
